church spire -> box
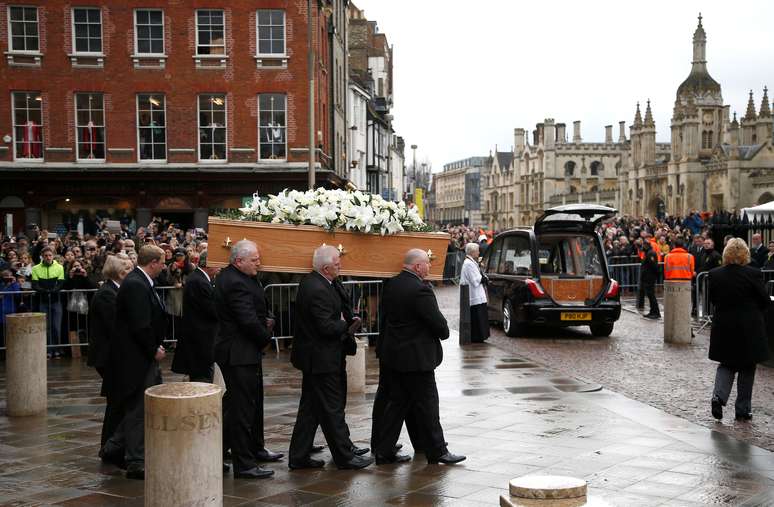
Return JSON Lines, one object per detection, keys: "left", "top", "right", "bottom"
{"left": 634, "top": 102, "right": 643, "bottom": 128}
{"left": 759, "top": 87, "right": 771, "bottom": 118}
{"left": 644, "top": 100, "right": 655, "bottom": 128}
{"left": 744, "top": 90, "right": 757, "bottom": 121}
{"left": 691, "top": 13, "right": 707, "bottom": 71}
{"left": 731, "top": 111, "right": 739, "bottom": 128}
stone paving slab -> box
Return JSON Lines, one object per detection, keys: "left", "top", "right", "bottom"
{"left": 0, "top": 287, "right": 773, "bottom": 505}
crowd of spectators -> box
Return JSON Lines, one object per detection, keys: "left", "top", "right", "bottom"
{"left": 0, "top": 216, "right": 209, "bottom": 357}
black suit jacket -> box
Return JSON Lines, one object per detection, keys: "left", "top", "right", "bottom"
{"left": 333, "top": 278, "right": 357, "bottom": 356}
{"left": 752, "top": 244, "right": 768, "bottom": 269}
{"left": 709, "top": 264, "right": 770, "bottom": 367}
{"left": 378, "top": 270, "right": 449, "bottom": 372}
{"left": 290, "top": 271, "right": 349, "bottom": 374}
{"left": 108, "top": 267, "right": 165, "bottom": 399}
{"left": 214, "top": 264, "right": 271, "bottom": 366}
{"left": 88, "top": 280, "right": 118, "bottom": 395}
{"left": 172, "top": 268, "right": 218, "bottom": 375}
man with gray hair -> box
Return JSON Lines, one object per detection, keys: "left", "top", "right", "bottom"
{"left": 214, "top": 240, "right": 279, "bottom": 479}
{"left": 372, "top": 248, "right": 465, "bottom": 465}
{"left": 288, "top": 245, "right": 373, "bottom": 470}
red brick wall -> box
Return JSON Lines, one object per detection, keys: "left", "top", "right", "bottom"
{"left": 0, "top": 0, "right": 330, "bottom": 165}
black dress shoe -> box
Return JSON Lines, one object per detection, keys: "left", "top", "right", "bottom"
{"left": 255, "top": 449, "right": 284, "bottom": 462}
{"left": 311, "top": 444, "right": 325, "bottom": 453}
{"left": 234, "top": 467, "right": 274, "bottom": 479}
{"left": 125, "top": 465, "right": 145, "bottom": 480}
{"left": 223, "top": 462, "right": 231, "bottom": 473}
{"left": 100, "top": 451, "right": 126, "bottom": 469}
{"left": 735, "top": 412, "right": 752, "bottom": 421}
{"left": 711, "top": 398, "right": 723, "bottom": 420}
{"left": 428, "top": 452, "right": 466, "bottom": 465}
{"left": 289, "top": 457, "right": 325, "bottom": 470}
{"left": 643, "top": 313, "right": 660, "bottom": 320}
{"left": 337, "top": 455, "right": 374, "bottom": 470}
{"left": 375, "top": 453, "right": 411, "bottom": 465}
{"left": 352, "top": 445, "right": 370, "bottom": 456}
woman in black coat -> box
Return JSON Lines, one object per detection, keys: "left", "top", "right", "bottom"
{"left": 708, "top": 238, "right": 770, "bottom": 421}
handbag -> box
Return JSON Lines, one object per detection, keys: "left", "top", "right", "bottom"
{"left": 67, "top": 291, "right": 89, "bottom": 315}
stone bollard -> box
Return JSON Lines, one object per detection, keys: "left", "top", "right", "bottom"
{"left": 500, "top": 475, "right": 590, "bottom": 507}
{"left": 664, "top": 280, "right": 692, "bottom": 344}
{"left": 459, "top": 284, "right": 471, "bottom": 346}
{"left": 5, "top": 313, "right": 47, "bottom": 416}
{"left": 145, "top": 382, "right": 223, "bottom": 507}
{"left": 346, "top": 338, "right": 367, "bottom": 393}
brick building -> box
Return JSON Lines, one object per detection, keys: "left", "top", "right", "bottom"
{"left": 0, "top": 0, "right": 349, "bottom": 235}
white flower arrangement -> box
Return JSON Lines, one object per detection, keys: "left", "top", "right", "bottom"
{"left": 238, "top": 188, "right": 429, "bottom": 235}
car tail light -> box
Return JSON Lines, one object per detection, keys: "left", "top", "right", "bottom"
{"left": 526, "top": 279, "right": 547, "bottom": 298}
{"left": 605, "top": 279, "right": 620, "bottom": 298}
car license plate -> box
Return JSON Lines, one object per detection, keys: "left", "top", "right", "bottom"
{"left": 561, "top": 312, "right": 592, "bottom": 321}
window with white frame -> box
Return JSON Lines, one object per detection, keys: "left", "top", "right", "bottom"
{"left": 259, "top": 93, "right": 286, "bottom": 160}
{"left": 198, "top": 94, "right": 226, "bottom": 160}
{"left": 12, "top": 92, "right": 43, "bottom": 160}
{"left": 135, "top": 9, "right": 164, "bottom": 55}
{"left": 196, "top": 10, "right": 225, "bottom": 55}
{"left": 256, "top": 10, "right": 285, "bottom": 55}
{"left": 72, "top": 7, "right": 102, "bottom": 54}
{"left": 8, "top": 6, "right": 39, "bottom": 52}
{"left": 75, "top": 93, "right": 105, "bottom": 160}
{"left": 137, "top": 94, "right": 166, "bottom": 161}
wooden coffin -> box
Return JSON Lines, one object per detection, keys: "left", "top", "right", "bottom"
{"left": 207, "top": 217, "right": 451, "bottom": 280}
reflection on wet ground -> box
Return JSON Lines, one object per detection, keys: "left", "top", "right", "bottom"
{"left": 1, "top": 330, "right": 774, "bottom": 506}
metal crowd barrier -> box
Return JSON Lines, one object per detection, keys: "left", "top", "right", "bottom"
{"left": 263, "top": 279, "right": 383, "bottom": 354}
{"left": 442, "top": 250, "right": 465, "bottom": 285}
{"left": 606, "top": 258, "right": 666, "bottom": 297}
{"left": 0, "top": 286, "right": 183, "bottom": 354}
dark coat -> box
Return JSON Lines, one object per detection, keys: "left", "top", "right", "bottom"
{"left": 698, "top": 249, "right": 722, "bottom": 273}
{"left": 87, "top": 280, "right": 118, "bottom": 395}
{"left": 290, "top": 271, "right": 349, "bottom": 374}
{"left": 751, "top": 244, "right": 768, "bottom": 269}
{"left": 172, "top": 268, "right": 218, "bottom": 375}
{"left": 333, "top": 278, "right": 357, "bottom": 356}
{"left": 640, "top": 249, "right": 660, "bottom": 284}
{"left": 708, "top": 264, "right": 770, "bottom": 367}
{"left": 213, "top": 264, "right": 271, "bottom": 367}
{"left": 108, "top": 268, "right": 166, "bottom": 399}
{"left": 378, "top": 270, "right": 449, "bottom": 372}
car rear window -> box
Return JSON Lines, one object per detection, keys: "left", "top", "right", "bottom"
{"left": 537, "top": 233, "right": 603, "bottom": 277}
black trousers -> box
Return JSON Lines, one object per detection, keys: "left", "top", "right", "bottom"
{"left": 289, "top": 371, "right": 354, "bottom": 466}
{"left": 189, "top": 363, "right": 215, "bottom": 383}
{"left": 220, "top": 362, "right": 263, "bottom": 472}
{"left": 373, "top": 367, "right": 446, "bottom": 460}
{"left": 99, "top": 394, "right": 123, "bottom": 448}
{"left": 637, "top": 281, "right": 659, "bottom": 315}
{"left": 470, "top": 303, "right": 490, "bottom": 343}
{"left": 713, "top": 364, "right": 757, "bottom": 415}
{"left": 103, "top": 363, "right": 161, "bottom": 467}
{"left": 371, "top": 364, "right": 424, "bottom": 452}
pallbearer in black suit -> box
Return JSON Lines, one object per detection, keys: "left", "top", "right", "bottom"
{"left": 288, "top": 245, "right": 374, "bottom": 470}
{"left": 172, "top": 251, "right": 218, "bottom": 382}
{"left": 372, "top": 249, "right": 465, "bottom": 465}
{"left": 214, "top": 240, "right": 280, "bottom": 480}
{"left": 89, "top": 254, "right": 133, "bottom": 453}
{"left": 101, "top": 246, "right": 168, "bottom": 480}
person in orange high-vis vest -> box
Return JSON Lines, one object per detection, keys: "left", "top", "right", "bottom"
{"left": 664, "top": 238, "right": 695, "bottom": 281}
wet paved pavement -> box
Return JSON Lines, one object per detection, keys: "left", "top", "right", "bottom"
{"left": 0, "top": 287, "right": 773, "bottom": 505}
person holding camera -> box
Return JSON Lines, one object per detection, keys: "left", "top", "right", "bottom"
{"left": 64, "top": 259, "right": 96, "bottom": 358}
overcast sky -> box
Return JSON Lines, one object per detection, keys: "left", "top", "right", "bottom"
{"left": 353, "top": 0, "right": 774, "bottom": 172}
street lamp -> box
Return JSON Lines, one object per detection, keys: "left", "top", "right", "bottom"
{"left": 410, "top": 144, "right": 417, "bottom": 194}
{"left": 307, "top": 0, "right": 315, "bottom": 190}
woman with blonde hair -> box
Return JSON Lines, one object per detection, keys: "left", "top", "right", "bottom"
{"left": 708, "top": 237, "right": 770, "bottom": 421}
